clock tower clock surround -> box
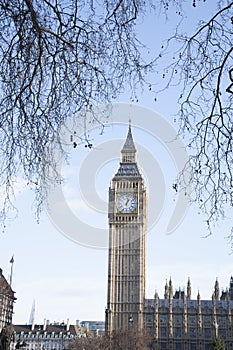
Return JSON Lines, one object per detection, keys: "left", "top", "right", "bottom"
{"left": 105, "top": 122, "right": 147, "bottom": 332}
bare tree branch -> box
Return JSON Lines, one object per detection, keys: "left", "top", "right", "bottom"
{"left": 0, "top": 0, "right": 155, "bottom": 225}
{"left": 155, "top": 0, "right": 233, "bottom": 234}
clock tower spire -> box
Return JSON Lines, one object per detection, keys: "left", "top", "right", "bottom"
{"left": 105, "top": 123, "right": 147, "bottom": 333}
{"left": 121, "top": 121, "right": 137, "bottom": 163}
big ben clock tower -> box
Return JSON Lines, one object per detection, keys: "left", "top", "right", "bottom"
{"left": 105, "top": 122, "right": 147, "bottom": 332}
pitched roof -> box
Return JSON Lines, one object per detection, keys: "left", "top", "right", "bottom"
{"left": 114, "top": 163, "right": 141, "bottom": 179}
{"left": 0, "top": 268, "right": 15, "bottom": 298}
{"left": 13, "top": 324, "right": 80, "bottom": 336}
{"left": 121, "top": 124, "right": 136, "bottom": 153}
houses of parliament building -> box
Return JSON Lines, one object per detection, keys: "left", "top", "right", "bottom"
{"left": 105, "top": 122, "right": 233, "bottom": 349}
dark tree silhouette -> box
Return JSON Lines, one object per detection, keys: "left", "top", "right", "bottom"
{"left": 70, "top": 334, "right": 108, "bottom": 350}
{"left": 155, "top": 0, "right": 233, "bottom": 235}
{"left": 0, "top": 0, "right": 157, "bottom": 223}
{"left": 1, "top": 0, "right": 231, "bottom": 234}
{"left": 109, "top": 328, "right": 151, "bottom": 350}
{"left": 212, "top": 336, "right": 226, "bottom": 350}
{"left": 0, "top": 326, "right": 15, "bottom": 350}
{"left": 70, "top": 328, "right": 151, "bottom": 350}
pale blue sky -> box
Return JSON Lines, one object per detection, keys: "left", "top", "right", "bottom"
{"left": 1, "top": 1, "right": 232, "bottom": 325}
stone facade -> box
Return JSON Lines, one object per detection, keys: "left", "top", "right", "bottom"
{"left": 13, "top": 322, "right": 81, "bottom": 350}
{"left": 105, "top": 125, "right": 233, "bottom": 349}
{"left": 105, "top": 123, "right": 147, "bottom": 332}
{"left": 145, "top": 277, "right": 233, "bottom": 349}
{"left": 0, "top": 268, "right": 16, "bottom": 331}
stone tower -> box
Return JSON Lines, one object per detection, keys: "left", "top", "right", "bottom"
{"left": 105, "top": 122, "right": 147, "bottom": 332}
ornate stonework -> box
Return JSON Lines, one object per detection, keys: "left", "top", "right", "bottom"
{"left": 105, "top": 125, "right": 233, "bottom": 349}
{"left": 105, "top": 124, "right": 147, "bottom": 332}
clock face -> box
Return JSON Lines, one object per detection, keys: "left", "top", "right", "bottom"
{"left": 117, "top": 194, "right": 137, "bottom": 213}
